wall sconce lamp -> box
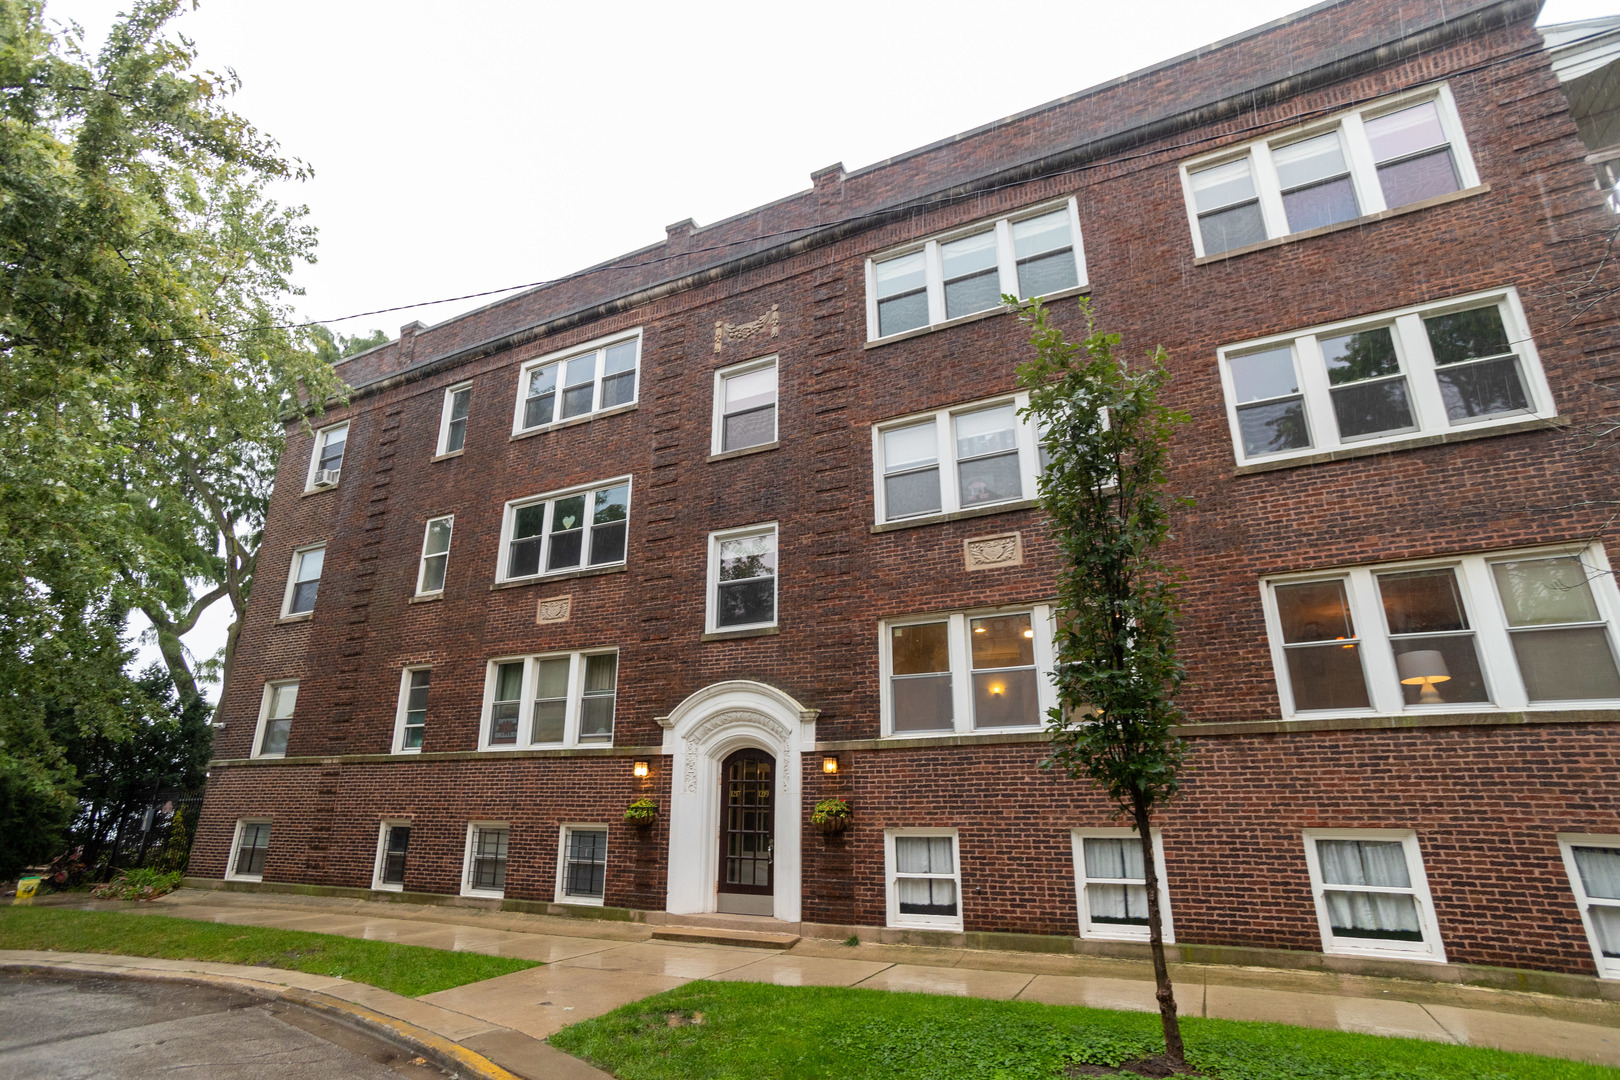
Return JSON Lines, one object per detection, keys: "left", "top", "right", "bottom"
{"left": 1396, "top": 650, "right": 1451, "bottom": 705}
{"left": 633, "top": 760, "right": 650, "bottom": 779}
{"left": 822, "top": 755, "right": 840, "bottom": 775}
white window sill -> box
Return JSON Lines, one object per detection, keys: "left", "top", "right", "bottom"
{"left": 479, "top": 742, "right": 614, "bottom": 753}
{"left": 881, "top": 724, "right": 1045, "bottom": 741}
{"left": 1323, "top": 941, "right": 1445, "bottom": 964}
{"left": 557, "top": 893, "right": 606, "bottom": 907}
{"left": 865, "top": 285, "right": 1090, "bottom": 349}
{"left": 409, "top": 592, "right": 444, "bottom": 604}
{"left": 431, "top": 449, "right": 465, "bottom": 462}
{"left": 1194, "top": 184, "right": 1490, "bottom": 265}
{"left": 872, "top": 498, "right": 1039, "bottom": 534}
{"left": 492, "top": 562, "right": 627, "bottom": 590}
{"left": 276, "top": 612, "right": 314, "bottom": 624}
{"left": 460, "top": 889, "right": 505, "bottom": 900}
{"left": 250, "top": 752, "right": 286, "bottom": 761}
{"left": 888, "top": 917, "right": 964, "bottom": 933}
{"left": 708, "top": 441, "right": 779, "bottom": 463}
{"left": 224, "top": 874, "right": 263, "bottom": 884}
{"left": 300, "top": 485, "right": 339, "bottom": 498}
{"left": 510, "top": 401, "right": 638, "bottom": 441}
{"left": 1284, "top": 699, "right": 1620, "bottom": 723}
{"left": 1082, "top": 927, "right": 1162, "bottom": 943}
{"left": 1234, "top": 414, "right": 1567, "bottom": 475}
{"left": 371, "top": 882, "right": 405, "bottom": 893}
{"left": 392, "top": 746, "right": 423, "bottom": 756}
{"left": 702, "top": 625, "right": 779, "bottom": 642}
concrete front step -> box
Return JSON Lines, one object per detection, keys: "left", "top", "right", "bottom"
{"left": 652, "top": 913, "right": 802, "bottom": 949}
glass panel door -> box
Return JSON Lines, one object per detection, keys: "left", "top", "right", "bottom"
{"left": 718, "top": 748, "right": 774, "bottom": 896}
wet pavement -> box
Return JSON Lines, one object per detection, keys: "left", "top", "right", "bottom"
{"left": 0, "top": 970, "right": 454, "bottom": 1079}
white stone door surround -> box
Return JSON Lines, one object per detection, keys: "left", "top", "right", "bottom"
{"left": 657, "top": 680, "right": 819, "bottom": 922}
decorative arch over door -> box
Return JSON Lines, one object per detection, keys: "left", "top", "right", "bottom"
{"left": 657, "top": 681, "right": 818, "bottom": 921}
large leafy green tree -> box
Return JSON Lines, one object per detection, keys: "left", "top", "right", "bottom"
{"left": 1016, "top": 296, "right": 1194, "bottom": 1072}
{"left": 0, "top": 0, "right": 343, "bottom": 862}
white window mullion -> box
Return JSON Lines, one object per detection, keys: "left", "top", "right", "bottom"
{"left": 864, "top": 260, "right": 881, "bottom": 343}
{"left": 1293, "top": 335, "right": 1340, "bottom": 453}
{"left": 1349, "top": 568, "right": 1402, "bottom": 714}
{"left": 949, "top": 614, "right": 972, "bottom": 735}
{"left": 1338, "top": 113, "right": 1387, "bottom": 215}
{"left": 563, "top": 653, "right": 583, "bottom": 746}
{"left": 924, "top": 241, "right": 946, "bottom": 326}
{"left": 938, "top": 415, "right": 960, "bottom": 514}
{"left": 1433, "top": 84, "right": 1480, "bottom": 188}
{"left": 1248, "top": 144, "right": 1288, "bottom": 240}
{"left": 1014, "top": 392, "right": 1040, "bottom": 500}
{"left": 588, "top": 348, "right": 605, "bottom": 414}
{"left": 1032, "top": 603, "right": 1057, "bottom": 724}
{"left": 1067, "top": 197, "right": 1089, "bottom": 287}
{"left": 993, "top": 219, "right": 1018, "bottom": 301}
{"left": 520, "top": 657, "right": 538, "bottom": 747}
{"left": 1394, "top": 313, "right": 1449, "bottom": 432}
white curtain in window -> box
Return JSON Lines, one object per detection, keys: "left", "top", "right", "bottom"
{"left": 896, "top": 836, "right": 953, "bottom": 874}
{"left": 1318, "top": 839, "right": 1411, "bottom": 888}
{"left": 1325, "top": 890, "right": 1421, "bottom": 934}
{"left": 1591, "top": 906, "right": 1620, "bottom": 958}
{"left": 898, "top": 878, "right": 957, "bottom": 909}
{"left": 1575, "top": 847, "right": 1620, "bottom": 900}
{"left": 1087, "top": 883, "right": 1149, "bottom": 921}
{"left": 1084, "top": 837, "right": 1146, "bottom": 881}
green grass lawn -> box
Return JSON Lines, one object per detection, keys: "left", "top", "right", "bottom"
{"left": 549, "top": 980, "right": 1620, "bottom": 1080}
{"left": 0, "top": 906, "right": 537, "bottom": 997}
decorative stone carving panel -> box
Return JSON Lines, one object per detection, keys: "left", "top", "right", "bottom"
{"left": 713, "top": 305, "right": 779, "bottom": 353}
{"left": 536, "top": 595, "right": 572, "bottom": 624}
{"left": 964, "top": 532, "right": 1023, "bottom": 571}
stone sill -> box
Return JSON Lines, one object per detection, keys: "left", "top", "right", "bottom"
{"left": 1193, "top": 184, "right": 1490, "bottom": 265}
{"left": 707, "top": 441, "right": 779, "bottom": 463}
{"left": 275, "top": 613, "right": 313, "bottom": 625}
{"left": 1233, "top": 415, "right": 1569, "bottom": 475}
{"left": 871, "top": 499, "right": 1039, "bottom": 534}
{"left": 408, "top": 593, "right": 443, "bottom": 605}
{"left": 701, "top": 626, "right": 780, "bottom": 642}
{"left": 863, "top": 285, "right": 1090, "bottom": 349}
{"left": 430, "top": 449, "right": 464, "bottom": 463}
{"left": 818, "top": 731, "right": 1049, "bottom": 752}
{"left": 490, "top": 563, "right": 627, "bottom": 590}
{"left": 299, "top": 485, "right": 339, "bottom": 499}
{"left": 509, "top": 401, "right": 638, "bottom": 442}
{"left": 209, "top": 744, "right": 666, "bottom": 768}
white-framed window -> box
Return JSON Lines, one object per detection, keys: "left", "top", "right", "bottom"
{"left": 711, "top": 356, "right": 778, "bottom": 454}
{"left": 417, "top": 516, "right": 453, "bottom": 595}
{"left": 512, "top": 329, "right": 641, "bottom": 435}
{"left": 1302, "top": 829, "right": 1446, "bottom": 962}
{"left": 227, "top": 819, "right": 271, "bottom": 882}
{"left": 1558, "top": 834, "right": 1620, "bottom": 979}
{"left": 1262, "top": 544, "right": 1620, "bottom": 718}
{"left": 461, "top": 822, "right": 509, "bottom": 898}
{"left": 556, "top": 824, "right": 609, "bottom": 905}
{"left": 498, "top": 478, "right": 630, "bottom": 582}
{"left": 1181, "top": 84, "right": 1481, "bottom": 257}
{"left": 253, "top": 681, "right": 298, "bottom": 758}
{"left": 394, "top": 668, "right": 430, "bottom": 752}
{"left": 479, "top": 649, "right": 618, "bottom": 750}
{"left": 1218, "top": 288, "right": 1554, "bottom": 466}
{"left": 373, "top": 820, "right": 411, "bottom": 892}
{"left": 880, "top": 605, "right": 1058, "bottom": 737}
{"left": 306, "top": 421, "right": 349, "bottom": 490}
{"left": 437, "top": 383, "right": 472, "bottom": 456}
{"left": 281, "top": 544, "right": 326, "bottom": 617}
{"left": 706, "top": 523, "right": 778, "bottom": 633}
{"left": 865, "top": 197, "right": 1087, "bottom": 340}
{"left": 885, "top": 829, "right": 963, "bottom": 931}
{"left": 1071, "top": 828, "right": 1175, "bottom": 942}
{"left": 872, "top": 393, "right": 1044, "bottom": 526}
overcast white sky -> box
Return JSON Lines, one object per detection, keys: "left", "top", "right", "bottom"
{"left": 70, "top": 0, "right": 1608, "bottom": 690}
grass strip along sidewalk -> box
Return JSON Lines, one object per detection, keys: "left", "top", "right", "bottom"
{"left": 0, "top": 906, "right": 536, "bottom": 997}
{"left": 549, "top": 980, "right": 1620, "bottom": 1080}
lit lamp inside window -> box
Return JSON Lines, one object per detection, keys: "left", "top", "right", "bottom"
{"left": 988, "top": 682, "right": 1006, "bottom": 696}
{"left": 633, "top": 759, "right": 650, "bottom": 779}
{"left": 822, "top": 755, "right": 839, "bottom": 775}
{"left": 1396, "top": 650, "right": 1450, "bottom": 705}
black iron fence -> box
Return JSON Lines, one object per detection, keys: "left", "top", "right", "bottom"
{"left": 103, "top": 789, "right": 205, "bottom": 872}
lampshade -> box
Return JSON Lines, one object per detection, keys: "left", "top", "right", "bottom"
{"left": 1396, "top": 650, "right": 1451, "bottom": 685}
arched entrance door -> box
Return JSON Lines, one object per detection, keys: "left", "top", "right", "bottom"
{"left": 717, "top": 747, "right": 774, "bottom": 914}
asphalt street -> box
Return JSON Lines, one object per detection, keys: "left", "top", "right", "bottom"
{"left": 0, "top": 971, "right": 455, "bottom": 1079}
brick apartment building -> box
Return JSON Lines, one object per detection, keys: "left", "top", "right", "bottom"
{"left": 191, "top": 0, "right": 1620, "bottom": 984}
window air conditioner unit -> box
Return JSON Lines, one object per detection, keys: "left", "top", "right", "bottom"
{"left": 312, "top": 468, "right": 341, "bottom": 487}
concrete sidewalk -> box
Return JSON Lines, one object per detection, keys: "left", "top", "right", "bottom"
{"left": 30, "top": 888, "right": 1620, "bottom": 1068}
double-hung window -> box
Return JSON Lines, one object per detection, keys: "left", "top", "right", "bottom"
{"left": 437, "top": 384, "right": 471, "bottom": 456}
{"left": 255, "top": 681, "right": 297, "bottom": 758}
{"left": 374, "top": 822, "right": 411, "bottom": 891}
{"left": 712, "top": 357, "right": 778, "bottom": 454}
{"left": 462, "top": 823, "right": 509, "bottom": 898}
{"left": 866, "top": 198, "right": 1086, "bottom": 340}
{"left": 417, "top": 516, "right": 453, "bottom": 595}
{"left": 886, "top": 829, "right": 963, "bottom": 931}
{"left": 1182, "top": 85, "right": 1479, "bottom": 258}
{"left": 1302, "top": 830, "right": 1445, "bottom": 961}
{"left": 1559, "top": 835, "right": 1620, "bottom": 979}
{"left": 1071, "top": 829, "right": 1174, "bottom": 942}
{"left": 282, "top": 544, "right": 326, "bottom": 617}
{"left": 228, "top": 820, "right": 271, "bottom": 881}
{"left": 481, "top": 650, "right": 618, "bottom": 749}
{"left": 306, "top": 421, "right": 348, "bottom": 490}
{"left": 873, "top": 394, "right": 1043, "bottom": 525}
{"left": 707, "top": 524, "right": 777, "bottom": 633}
{"left": 1218, "top": 289, "right": 1553, "bottom": 466}
{"left": 557, "top": 825, "right": 609, "bottom": 905}
{"left": 882, "top": 606, "right": 1057, "bottom": 736}
{"left": 513, "top": 331, "right": 640, "bottom": 434}
{"left": 500, "top": 479, "right": 630, "bottom": 582}
{"left": 395, "top": 668, "right": 430, "bottom": 751}
{"left": 1263, "top": 545, "right": 1620, "bottom": 717}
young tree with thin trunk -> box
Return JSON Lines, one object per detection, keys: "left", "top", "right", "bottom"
{"left": 1014, "top": 295, "right": 1194, "bottom": 1072}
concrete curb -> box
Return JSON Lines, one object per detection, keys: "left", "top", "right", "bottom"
{"left": 0, "top": 959, "right": 528, "bottom": 1080}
